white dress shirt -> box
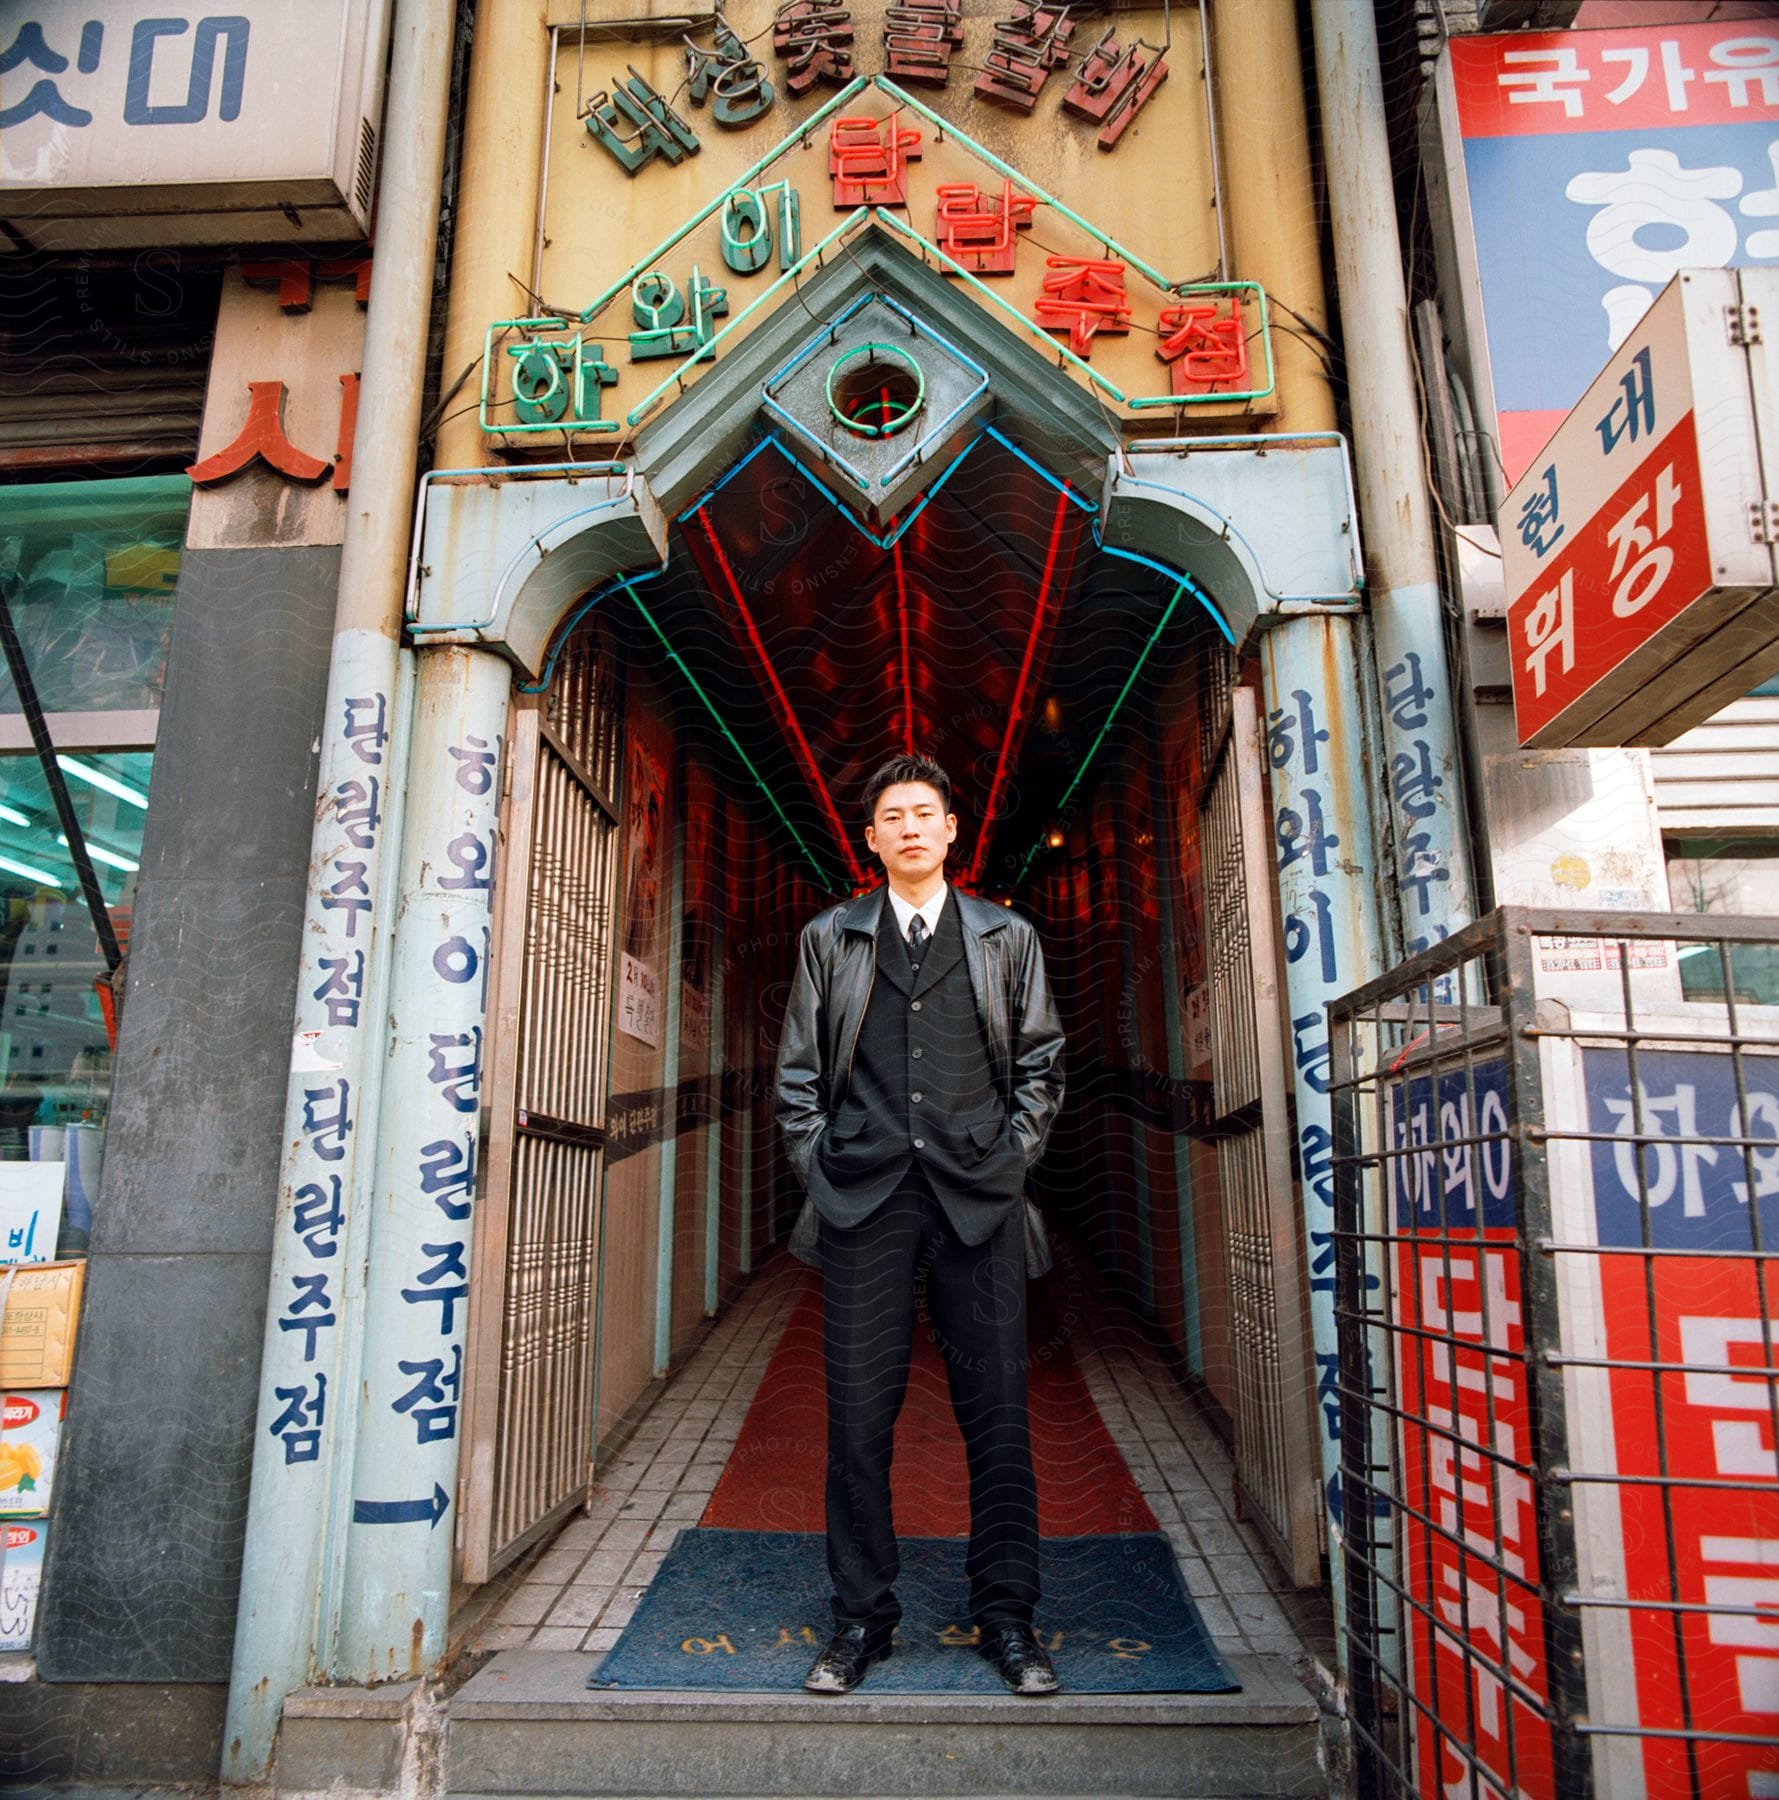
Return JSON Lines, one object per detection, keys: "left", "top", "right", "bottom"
{"left": 886, "top": 881, "right": 946, "bottom": 943}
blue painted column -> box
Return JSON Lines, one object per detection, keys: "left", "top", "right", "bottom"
{"left": 224, "top": 630, "right": 412, "bottom": 1774}
{"left": 1311, "top": 0, "right": 1475, "bottom": 960}
{"left": 1258, "top": 616, "right": 1386, "bottom": 1542}
{"left": 336, "top": 646, "right": 510, "bottom": 1680}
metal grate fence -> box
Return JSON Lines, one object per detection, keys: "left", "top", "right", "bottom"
{"left": 1330, "top": 906, "right": 1779, "bottom": 1800}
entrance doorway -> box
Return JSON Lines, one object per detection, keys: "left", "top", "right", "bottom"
{"left": 450, "top": 412, "right": 1325, "bottom": 1634}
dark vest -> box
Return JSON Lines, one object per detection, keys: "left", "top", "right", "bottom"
{"left": 806, "top": 887, "right": 1027, "bottom": 1244}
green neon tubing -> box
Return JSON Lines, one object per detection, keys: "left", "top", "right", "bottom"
{"left": 880, "top": 69, "right": 1274, "bottom": 402}
{"left": 480, "top": 315, "right": 624, "bottom": 440}
{"left": 624, "top": 209, "right": 871, "bottom": 427}
{"left": 578, "top": 78, "right": 869, "bottom": 326}
{"left": 488, "top": 70, "right": 1270, "bottom": 439}
{"left": 1014, "top": 582, "right": 1186, "bottom": 887}
{"left": 1127, "top": 283, "right": 1274, "bottom": 408}
{"left": 485, "top": 82, "right": 869, "bottom": 440}
{"left": 625, "top": 582, "right": 842, "bottom": 893}
{"left": 825, "top": 342, "right": 925, "bottom": 437}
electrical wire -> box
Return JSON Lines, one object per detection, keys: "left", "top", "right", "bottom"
{"left": 419, "top": 321, "right": 518, "bottom": 444}
{"left": 1405, "top": 300, "right": 1502, "bottom": 564}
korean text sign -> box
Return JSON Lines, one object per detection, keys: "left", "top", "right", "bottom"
{"left": 0, "top": 1, "right": 382, "bottom": 243}
{"left": 1388, "top": 1057, "right": 1556, "bottom": 1799}
{"left": 1583, "top": 1045, "right": 1779, "bottom": 1798}
{"left": 1447, "top": 20, "right": 1779, "bottom": 485}
{"left": 1499, "top": 269, "right": 1772, "bottom": 749}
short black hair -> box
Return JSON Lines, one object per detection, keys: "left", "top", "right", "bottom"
{"left": 862, "top": 753, "right": 953, "bottom": 824}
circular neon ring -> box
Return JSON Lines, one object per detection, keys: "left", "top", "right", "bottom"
{"left": 825, "top": 342, "right": 926, "bottom": 439}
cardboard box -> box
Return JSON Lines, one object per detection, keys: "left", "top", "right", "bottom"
{"left": 0, "top": 1391, "right": 66, "bottom": 1518}
{"left": 0, "top": 1262, "right": 85, "bottom": 1388}
{"left": 0, "top": 1519, "right": 45, "bottom": 1652}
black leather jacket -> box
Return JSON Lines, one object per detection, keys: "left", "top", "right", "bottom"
{"left": 775, "top": 883, "right": 1066, "bottom": 1189}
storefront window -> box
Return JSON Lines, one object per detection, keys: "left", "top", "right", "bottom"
{"left": 0, "top": 476, "right": 187, "bottom": 716}
{"left": 0, "top": 752, "right": 150, "bottom": 1245}
{"left": 1666, "top": 835, "right": 1779, "bottom": 1006}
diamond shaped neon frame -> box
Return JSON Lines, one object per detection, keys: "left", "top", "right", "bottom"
{"left": 760, "top": 291, "right": 990, "bottom": 526}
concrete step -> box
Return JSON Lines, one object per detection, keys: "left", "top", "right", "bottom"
{"left": 438, "top": 1650, "right": 1328, "bottom": 1798}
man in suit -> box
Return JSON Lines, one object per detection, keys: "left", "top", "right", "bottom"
{"left": 775, "top": 753, "right": 1067, "bottom": 1696}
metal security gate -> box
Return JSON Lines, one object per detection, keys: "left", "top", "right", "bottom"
{"left": 1331, "top": 909, "right": 1779, "bottom": 1799}
{"left": 459, "top": 625, "right": 625, "bottom": 1583}
{"left": 1199, "top": 684, "right": 1322, "bottom": 1586}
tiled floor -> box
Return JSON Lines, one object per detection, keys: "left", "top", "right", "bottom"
{"left": 467, "top": 1250, "right": 1330, "bottom": 1673}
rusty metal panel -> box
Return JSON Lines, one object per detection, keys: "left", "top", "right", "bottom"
{"left": 1203, "top": 716, "right": 1261, "bottom": 1117}
{"left": 458, "top": 625, "right": 623, "bottom": 1583}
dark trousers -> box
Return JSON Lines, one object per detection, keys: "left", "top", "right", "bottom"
{"left": 819, "top": 1163, "right": 1039, "bottom": 1640}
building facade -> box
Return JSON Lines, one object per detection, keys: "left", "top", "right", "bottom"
{"left": 0, "top": 0, "right": 1775, "bottom": 1794}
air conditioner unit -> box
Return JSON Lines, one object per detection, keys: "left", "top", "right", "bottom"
{"left": 0, "top": 0, "right": 393, "bottom": 250}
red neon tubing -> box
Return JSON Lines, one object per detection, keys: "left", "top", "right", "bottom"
{"left": 694, "top": 508, "right": 867, "bottom": 888}
{"left": 968, "top": 485, "right": 1076, "bottom": 887}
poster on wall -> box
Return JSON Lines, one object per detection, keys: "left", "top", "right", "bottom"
{"left": 619, "top": 739, "right": 666, "bottom": 1047}
{"left": 1442, "top": 18, "right": 1779, "bottom": 484}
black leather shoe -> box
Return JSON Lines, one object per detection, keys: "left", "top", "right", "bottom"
{"left": 978, "top": 1622, "right": 1061, "bottom": 1695}
{"left": 803, "top": 1623, "right": 893, "bottom": 1693}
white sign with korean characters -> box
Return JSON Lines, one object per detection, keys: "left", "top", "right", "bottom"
{"left": 0, "top": 0, "right": 390, "bottom": 248}
{"left": 1501, "top": 268, "right": 1779, "bottom": 749}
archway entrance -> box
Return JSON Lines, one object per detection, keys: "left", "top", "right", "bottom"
{"left": 401, "top": 239, "right": 1358, "bottom": 1746}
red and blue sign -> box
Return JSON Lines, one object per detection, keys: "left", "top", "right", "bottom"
{"left": 1387, "top": 1056, "right": 1555, "bottom": 1800}
{"left": 1584, "top": 1044, "right": 1779, "bottom": 1794}
{"left": 1450, "top": 21, "right": 1779, "bottom": 483}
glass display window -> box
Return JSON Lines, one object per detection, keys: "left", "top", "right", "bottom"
{"left": 0, "top": 475, "right": 188, "bottom": 720}
{"left": 0, "top": 751, "right": 150, "bottom": 1156}
{"left": 1666, "top": 834, "right": 1779, "bottom": 1007}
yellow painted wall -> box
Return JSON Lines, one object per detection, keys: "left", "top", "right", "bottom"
{"left": 444, "top": 0, "right": 1330, "bottom": 462}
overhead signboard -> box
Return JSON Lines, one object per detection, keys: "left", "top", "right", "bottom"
{"left": 1501, "top": 267, "right": 1779, "bottom": 749}
{"left": 1432, "top": 17, "right": 1779, "bottom": 486}
{"left": 0, "top": 0, "right": 391, "bottom": 249}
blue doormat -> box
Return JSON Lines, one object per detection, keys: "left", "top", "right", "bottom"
{"left": 587, "top": 1527, "right": 1239, "bottom": 1695}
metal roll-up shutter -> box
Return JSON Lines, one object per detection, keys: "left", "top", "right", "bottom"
{"left": 1651, "top": 694, "right": 1779, "bottom": 834}
{"left": 0, "top": 256, "right": 220, "bottom": 475}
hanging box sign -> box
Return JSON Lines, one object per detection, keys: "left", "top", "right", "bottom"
{"left": 0, "top": 1262, "right": 85, "bottom": 1389}
{"left": 0, "top": 0, "right": 392, "bottom": 250}
{"left": 1501, "top": 268, "right": 1779, "bottom": 749}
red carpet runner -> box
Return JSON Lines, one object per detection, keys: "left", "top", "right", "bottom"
{"left": 701, "top": 1272, "right": 1158, "bottom": 1537}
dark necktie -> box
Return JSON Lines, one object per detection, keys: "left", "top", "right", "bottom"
{"left": 907, "top": 914, "right": 927, "bottom": 964}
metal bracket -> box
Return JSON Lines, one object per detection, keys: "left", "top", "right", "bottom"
{"left": 1750, "top": 499, "right": 1779, "bottom": 544}
{"left": 1728, "top": 301, "right": 1763, "bottom": 347}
